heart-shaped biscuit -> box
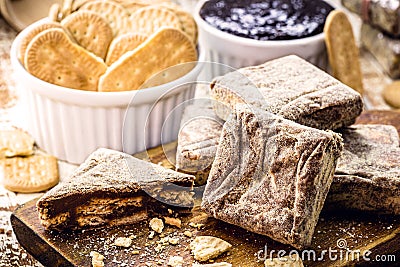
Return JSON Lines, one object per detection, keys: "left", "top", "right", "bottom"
{"left": 24, "top": 28, "right": 107, "bottom": 91}
{"left": 61, "top": 10, "right": 113, "bottom": 59}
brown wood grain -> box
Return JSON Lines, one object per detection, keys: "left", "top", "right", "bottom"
{"left": 356, "top": 110, "right": 400, "bottom": 135}
{"left": 10, "top": 110, "right": 400, "bottom": 267}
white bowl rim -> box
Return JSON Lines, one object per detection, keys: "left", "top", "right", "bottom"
{"left": 11, "top": 18, "right": 206, "bottom": 107}
{"left": 194, "top": 0, "right": 336, "bottom": 47}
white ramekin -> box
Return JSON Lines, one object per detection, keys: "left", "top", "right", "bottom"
{"left": 194, "top": 0, "right": 333, "bottom": 78}
{"left": 174, "top": 0, "right": 198, "bottom": 12}
{"left": 11, "top": 19, "right": 205, "bottom": 164}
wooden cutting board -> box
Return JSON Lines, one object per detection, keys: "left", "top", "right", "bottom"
{"left": 10, "top": 110, "right": 400, "bottom": 267}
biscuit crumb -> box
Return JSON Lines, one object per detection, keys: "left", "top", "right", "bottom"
{"left": 155, "top": 243, "right": 164, "bottom": 253}
{"left": 189, "top": 236, "right": 232, "bottom": 262}
{"left": 164, "top": 217, "right": 182, "bottom": 228}
{"left": 149, "top": 231, "right": 155, "bottom": 239}
{"left": 167, "top": 256, "right": 184, "bottom": 267}
{"left": 183, "top": 230, "right": 192, "bottom": 237}
{"left": 114, "top": 237, "right": 132, "bottom": 248}
{"left": 132, "top": 250, "right": 140, "bottom": 255}
{"left": 192, "top": 263, "right": 232, "bottom": 267}
{"left": 264, "top": 254, "right": 304, "bottom": 266}
{"left": 90, "top": 251, "right": 104, "bottom": 267}
{"left": 169, "top": 237, "right": 179, "bottom": 245}
{"left": 189, "top": 222, "right": 204, "bottom": 229}
{"left": 149, "top": 217, "right": 164, "bottom": 233}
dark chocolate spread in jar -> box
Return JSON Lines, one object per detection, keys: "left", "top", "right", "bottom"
{"left": 199, "top": 0, "right": 334, "bottom": 40}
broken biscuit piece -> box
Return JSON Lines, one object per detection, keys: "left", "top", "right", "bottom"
{"left": 168, "top": 256, "right": 184, "bottom": 267}
{"left": 164, "top": 216, "right": 182, "bottom": 228}
{"left": 114, "top": 237, "right": 132, "bottom": 248}
{"left": 189, "top": 236, "right": 232, "bottom": 262}
{"left": 264, "top": 254, "right": 304, "bottom": 267}
{"left": 149, "top": 218, "right": 164, "bottom": 233}
{"left": 90, "top": 251, "right": 104, "bottom": 267}
{"left": 0, "top": 128, "right": 34, "bottom": 158}
{"left": 192, "top": 263, "right": 232, "bottom": 267}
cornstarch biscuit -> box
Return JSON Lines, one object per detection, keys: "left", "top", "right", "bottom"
{"left": 25, "top": 28, "right": 107, "bottom": 91}
{"left": 128, "top": 6, "right": 182, "bottom": 36}
{"left": 18, "top": 20, "right": 62, "bottom": 65}
{"left": 202, "top": 105, "right": 343, "bottom": 249}
{"left": 116, "top": 1, "right": 148, "bottom": 14}
{"left": 61, "top": 11, "right": 113, "bottom": 59}
{"left": 79, "top": 0, "right": 130, "bottom": 36}
{"left": 155, "top": 2, "right": 198, "bottom": 43}
{"left": 61, "top": 0, "right": 73, "bottom": 19}
{"left": 382, "top": 81, "right": 400, "bottom": 108}
{"left": 99, "top": 27, "right": 196, "bottom": 91}
{"left": 326, "top": 124, "right": 400, "bottom": 215}
{"left": 210, "top": 55, "right": 363, "bottom": 130}
{"left": 2, "top": 154, "right": 59, "bottom": 193}
{"left": 48, "top": 3, "right": 61, "bottom": 22}
{"left": 71, "top": 0, "right": 91, "bottom": 11}
{"left": 0, "top": 128, "right": 34, "bottom": 158}
{"left": 36, "top": 148, "right": 194, "bottom": 230}
{"left": 324, "top": 10, "right": 364, "bottom": 94}
{"left": 105, "top": 32, "right": 147, "bottom": 65}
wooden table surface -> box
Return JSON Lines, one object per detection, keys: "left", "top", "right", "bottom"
{"left": 0, "top": 0, "right": 398, "bottom": 266}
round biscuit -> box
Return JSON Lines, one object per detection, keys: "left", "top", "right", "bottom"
{"left": 2, "top": 154, "right": 59, "bottom": 193}
{"left": 383, "top": 81, "right": 400, "bottom": 108}
{"left": 128, "top": 6, "right": 182, "bottom": 36}
{"left": 154, "top": 2, "right": 198, "bottom": 44}
{"left": 79, "top": 0, "right": 131, "bottom": 36}
{"left": 18, "top": 20, "right": 62, "bottom": 65}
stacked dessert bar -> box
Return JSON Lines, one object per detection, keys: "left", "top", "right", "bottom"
{"left": 342, "top": 0, "right": 400, "bottom": 78}
{"left": 176, "top": 55, "right": 400, "bottom": 249}
{"left": 37, "top": 55, "right": 400, "bottom": 251}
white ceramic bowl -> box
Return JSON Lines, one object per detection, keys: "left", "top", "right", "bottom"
{"left": 174, "top": 0, "right": 198, "bottom": 12}
{"left": 194, "top": 0, "right": 333, "bottom": 78}
{"left": 11, "top": 19, "right": 205, "bottom": 164}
